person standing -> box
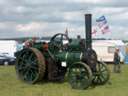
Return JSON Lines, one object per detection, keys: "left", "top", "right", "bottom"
{"left": 113, "top": 48, "right": 121, "bottom": 73}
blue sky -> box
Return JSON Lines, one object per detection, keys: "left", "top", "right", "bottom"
{"left": 0, "top": 0, "right": 128, "bottom": 39}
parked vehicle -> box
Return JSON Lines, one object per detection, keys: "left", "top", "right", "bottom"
{"left": 0, "top": 53, "right": 16, "bottom": 65}
{"left": 92, "top": 40, "right": 125, "bottom": 63}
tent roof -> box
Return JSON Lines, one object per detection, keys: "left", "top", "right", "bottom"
{"left": 93, "top": 40, "right": 125, "bottom": 46}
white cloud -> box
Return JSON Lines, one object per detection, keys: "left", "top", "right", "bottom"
{"left": 70, "top": 0, "right": 108, "bottom": 3}
{"left": 0, "top": 22, "right": 16, "bottom": 29}
{"left": 63, "top": 11, "right": 83, "bottom": 21}
{"left": 16, "top": 22, "right": 47, "bottom": 32}
{"left": 112, "top": 11, "right": 128, "bottom": 20}
{"left": 0, "top": 0, "right": 127, "bottom": 40}
{"left": 16, "top": 6, "right": 26, "bottom": 13}
{"left": 91, "top": 7, "right": 126, "bottom": 16}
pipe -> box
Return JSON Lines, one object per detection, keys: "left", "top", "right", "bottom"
{"left": 85, "top": 14, "right": 92, "bottom": 49}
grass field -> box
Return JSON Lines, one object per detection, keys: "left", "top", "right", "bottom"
{"left": 0, "top": 65, "right": 128, "bottom": 96}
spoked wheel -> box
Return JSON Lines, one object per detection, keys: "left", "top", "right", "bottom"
{"left": 92, "top": 61, "right": 110, "bottom": 85}
{"left": 15, "top": 48, "right": 46, "bottom": 84}
{"left": 68, "top": 62, "right": 92, "bottom": 90}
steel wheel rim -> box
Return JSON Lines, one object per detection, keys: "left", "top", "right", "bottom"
{"left": 15, "top": 48, "right": 45, "bottom": 84}
{"left": 92, "top": 61, "right": 110, "bottom": 85}
{"left": 68, "top": 62, "right": 92, "bottom": 89}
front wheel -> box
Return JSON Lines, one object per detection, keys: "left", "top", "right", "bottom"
{"left": 68, "top": 62, "right": 92, "bottom": 89}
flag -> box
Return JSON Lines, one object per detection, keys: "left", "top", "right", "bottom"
{"left": 96, "top": 15, "right": 110, "bottom": 34}
{"left": 101, "top": 25, "right": 110, "bottom": 34}
{"left": 96, "top": 16, "right": 106, "bottom": 22}
{"left": 92, "top": 27, "right": 97, "bottom": 35}
{"left": 97, "top": 20, "right": 107, "bottom": 28}
{"left": 92, "top": 29, "right": 97, "bottom": 34}
{"left": 96, "top": 15, "right": 107, "bottom": 28}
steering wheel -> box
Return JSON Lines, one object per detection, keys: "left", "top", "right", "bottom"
{"left": 50, "top": 33, "right": 69, "bottom": 49}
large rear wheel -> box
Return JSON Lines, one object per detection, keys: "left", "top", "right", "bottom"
{"left": 15, "top": 48, "right": 46, "bottom": 84}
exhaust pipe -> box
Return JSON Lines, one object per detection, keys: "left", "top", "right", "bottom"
{"left": 85, "top": 14, "right": 92, "bottom": 49}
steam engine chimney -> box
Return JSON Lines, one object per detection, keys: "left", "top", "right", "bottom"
{"left": 85, "top": 14, "right": 92, "bottom": 49}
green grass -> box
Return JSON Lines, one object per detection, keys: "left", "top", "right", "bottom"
{"left": 0, "top": 65, "right": 128, "bottom": 96}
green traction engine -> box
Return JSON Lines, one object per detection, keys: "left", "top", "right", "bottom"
{"left": 15, "top": 14, "right": 110, "bottom": 89}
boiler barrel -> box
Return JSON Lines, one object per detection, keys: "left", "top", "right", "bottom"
{"left": 56, "top": 52, "right": 83, "bottom": 63}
